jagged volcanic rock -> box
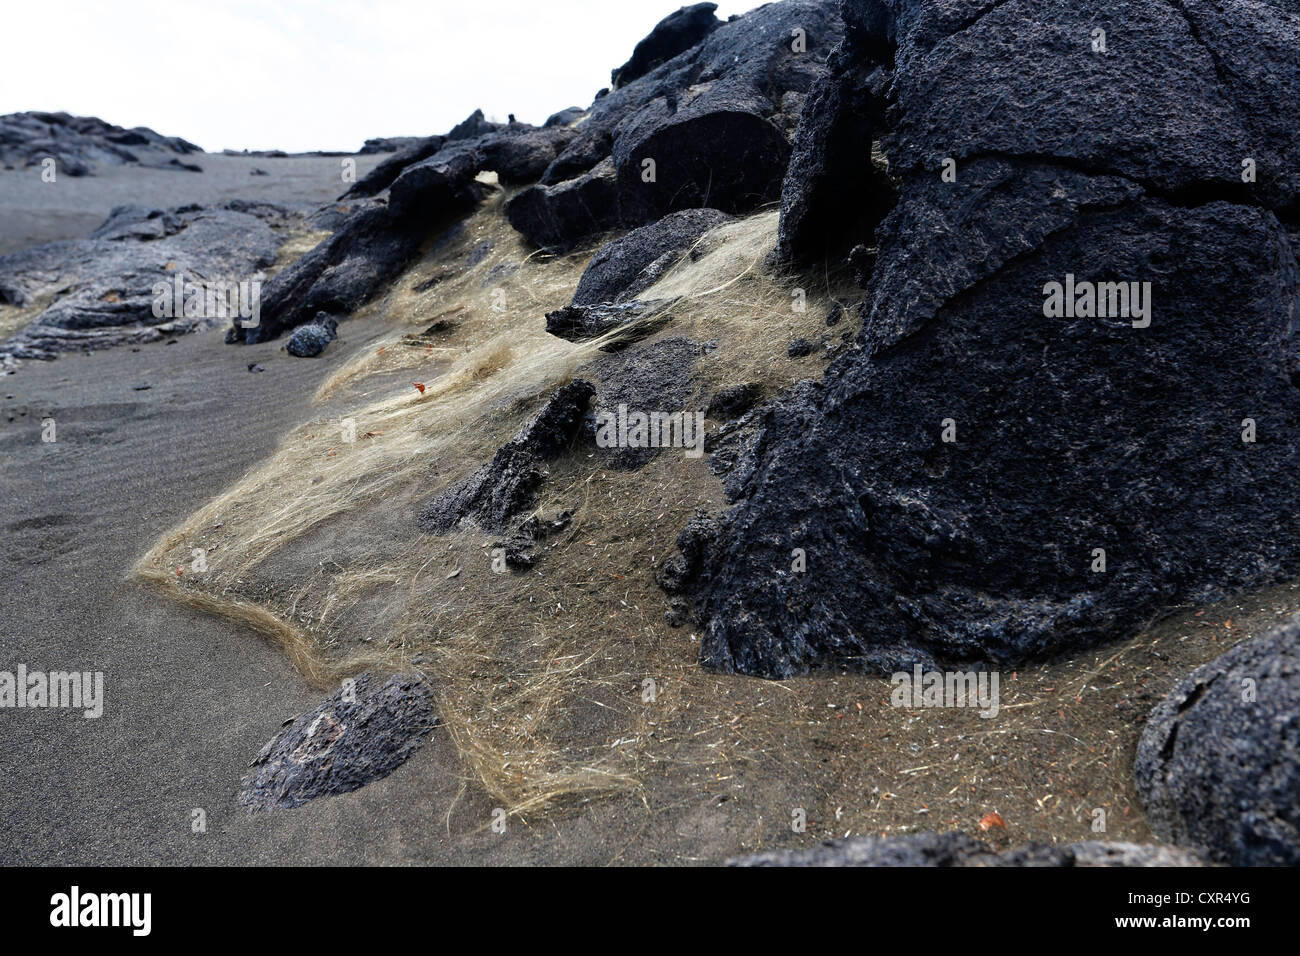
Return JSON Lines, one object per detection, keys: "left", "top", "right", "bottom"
{"left": 233, "top": 148, "right": 493, "bottom": 345}
{"left": 507, "top": 0, "right": 842, "bottom": 251}
{"left": 1135, "top": 616, "right": 1300, "bottom": 865}
{"left": 664, "top": 0, "right": 1300, "bottom": 677}
{"left": 611, "top": 4, "right": 722, "bottom": 89}
{"left": 285, "top": 312, "right": 339, "bottom": 357}
{"left": 0, "top": 202, "right": 287, "bottom": 361}
{"left": 418, "top": 381, "right": 595, "bottom": 534}
{"left": 239, "top": 673, "right": 437, "bottom": 811}
{"left": 235, "top": 111, "right": 579, "bottom": 344}
{"left": 571, "top": 208, "right": 730, "bottom": 306}
{"left": 0, "top": 111, "right": 201, "bottom": 176}
{"left": 505, "top": 158, "right": 620, "bottom": 253}
{"left": 545, "top": 299, "right": 673, "bottom": 344}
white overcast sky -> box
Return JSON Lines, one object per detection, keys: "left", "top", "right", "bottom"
{"left": 2, "top": 0, "right": 761, "bottom": 153}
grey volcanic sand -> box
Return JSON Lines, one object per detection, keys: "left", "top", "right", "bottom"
{"left": 0, "top": 324, "right": 764, "bottom": 865}
{"left": 0, "top": 152, "right": 384, "bottom": 255}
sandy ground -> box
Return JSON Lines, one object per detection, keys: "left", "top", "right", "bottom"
{"left": 0, "top": 153, "right": 383, "bottom": 256}
{"left": 0, "top": 323, "right": 598, "bottom": 864}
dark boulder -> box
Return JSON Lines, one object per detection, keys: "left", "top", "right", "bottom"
{"left": 779, "top": 0, "right": 1300, "bottom": 262}
{"left": 233, "top": 204, "right": 425, "bottom": 345}
{"left": 729, "top": 831, "right": 1202, "bottom": 866}
{"left": 343, "top": 108, "right": 577, "bottom": 200}
{"left": 478, "top": 125, "right": 578, "bottom": 186}
{"left": 342, "top": 135, "right": 445, "bottom": 199}
{"left": 358, "top": 135, "right": 424, "bottom": 154}
{"left": 87, "top": 205, "right": 184, "bottom": 242}
{"left": 1135, "top": 617, "right": 1300, "bottom": 866}
{"left": 611, "top": 1, "right": 840, "bottom": 225}
{"left": 510, "top": 0, "right": 842, "bottom": 251}
{"left": 585, "top": 336, "right": 703, "bottom": 469}
{"left": 239, "top": 673, "right": 437, "bottom": 811}
{"left": 236, "top": 154, "right": 492, "bottom": 344}
{"left": 664, "top": 0, "right": 1300, "bottom": 678}
{"left": 572, "top": 208, "right": 730, "bottom": 305}
{"left": 418, "top": 381, "right": 595, "bottom": 534}
{"left": 506, "top": 158, "right": 620, "bottom": 252}
{"left": 544, "top": 107, "right": 586, "bottom": 128}
{"left": 386, "top": 145, "right": 490, "bottom": 219}
{"left": 707, "top": 382, "right": 764, "bottom": 420}
{"left": 610, "top": 3, "right": 722, "bottom": 88}
{"left": 285, "top": 313, "right": 339, "bottom": 357}
{"left": 545, "top": 299, "right": 673, "bottom": 343}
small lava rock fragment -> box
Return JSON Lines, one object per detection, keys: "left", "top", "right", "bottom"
{"left": 285, "top": 312, "right": 339, "bottom": 358}
{"left": 239, "top": 672, "right": 437, "bottom": 811}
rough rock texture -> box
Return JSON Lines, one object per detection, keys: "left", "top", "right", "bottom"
{"left": 239, "top": 673, "right": 436, "bottom": 811}
{"left": 611, "top": 3, "right": 723, "bottom": 88}
{"left": 505, "top": 158, "right": 621, "bottom": 253}
{"left": 0, "top": 202, "right": 287, "bottom": 362}
{"left": 506, "top": 0, "right": 842, "bottom": 250}
{"left": 232, "top": 147, "right": 494, "bottom": 344}
{"left": 231, "top": 203, "right": 426, "bottom": 344}
{"left": 707, "top": 382, "right": 765, "bottom": 420}
{"left": 572, "top": 208, "right": 730, "bottom": 305}
{"left": 358, "top": 135, "right": 424, "bottom": 154}
{"left": 285, "top": 313, "right": 339, "bottom": 357}
{"left": 343, "top": 110, "right": 577, "bottom": 201}
{"left": 418, "top": 381, "right": 595, "bottom": 534}
{"left": 1135, "top": 617, "right": 1300, "bottom": 866}
{"left": 586, "top": 336, "right": 703, "bottom": 468}
{"left": 0, "top": 111, "right": 201, "bottom": 176}
{"left": 666, "top": 0, "right": 1300, "bottom": 677}
{"left": 729, "top": 831, "right": 1203, "bottom": 866}
{"left": 545, "top": 298, "right": 673, "bottom": 344}
{"left": 342, "top": 135, "right": 446, "bottom": 199}
{"left": 234, "top": 112, "right": 578, "bottom": 344}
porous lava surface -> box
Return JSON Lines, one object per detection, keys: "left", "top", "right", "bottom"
{"left": 663, "top": 0, "right": 1300, "bottom": 677}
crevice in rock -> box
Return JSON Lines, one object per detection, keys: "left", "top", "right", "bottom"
{"left": 959, "top": 149, "right": 1265, "bottom": 213}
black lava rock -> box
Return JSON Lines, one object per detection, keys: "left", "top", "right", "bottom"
{"left": 0, "top": 201, "right": 284, "bottom": 362}
{"left": 0, "top": 110, "right": 201, "bottom": 176}
{"left": 572, "top": 208, "right": 731, "bottom": 306}
{"left": 611, "top": 4, "right": 722, "bottom": 88}
{"left": 418, "top": 381, "right": 595, "bottom": 534}
{"left": 285, "top": 313, "right": 339, "bottom": 357}
{"left": 507, "top": 1, "right": 842, "bottom": 251}
{"left": 239, "top": 673, "right": 437, "bottom": 811}
{"left": 663, "top": 0, "right": 1300, "bottom": 678}
{"left": 1135, "top": 616, "right": 1300, "bottom": 866}
{"left": 545, "top": 299, "right": 673, "bottom": 344}
{"left": 505, "top": 158, "right": 621, "bottom": 254}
